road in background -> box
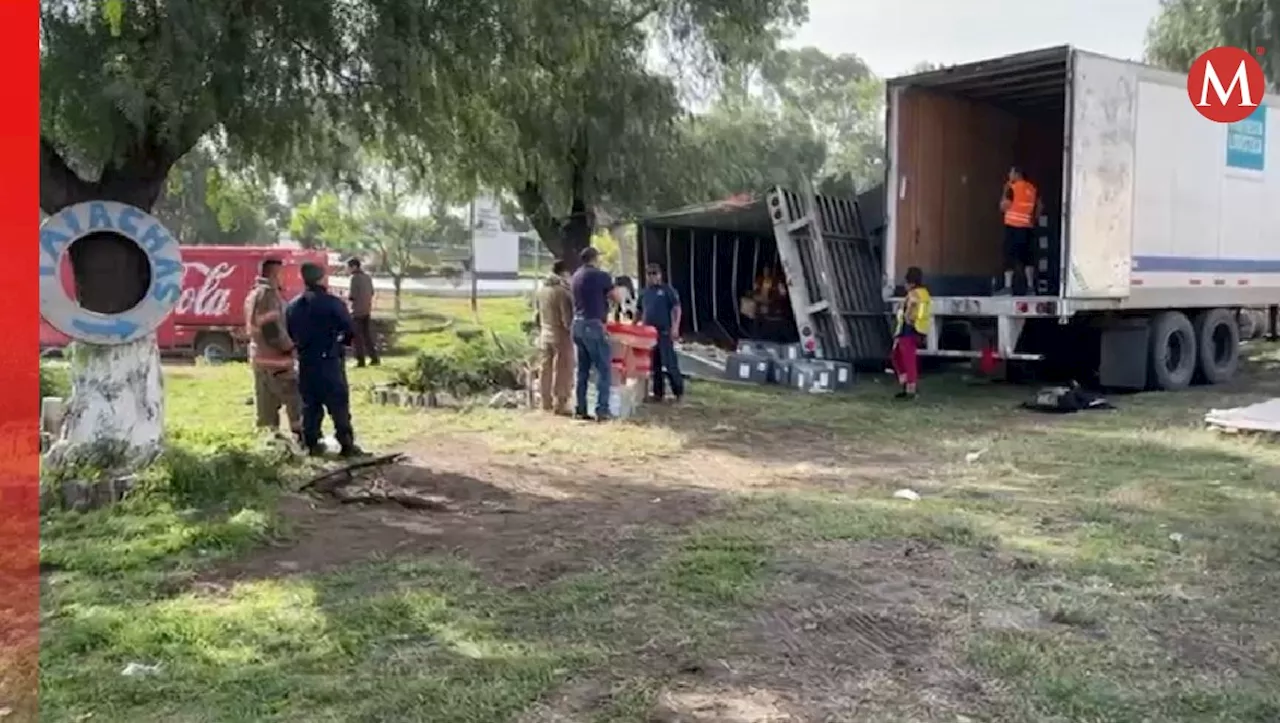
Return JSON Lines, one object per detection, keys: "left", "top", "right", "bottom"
{"left": 328, "top": 274, "right": 537, "bottom": 298}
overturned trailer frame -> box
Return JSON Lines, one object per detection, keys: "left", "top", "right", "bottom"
{"left": 635, "top": 187, "right": 892, "bottom": 366}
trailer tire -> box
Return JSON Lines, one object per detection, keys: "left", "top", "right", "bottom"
{"left": 1148, "top": 311, "right": 1196, "bottom": 391}
{"left": 1192, "top": 308, "right": 1239, "bottom": 385}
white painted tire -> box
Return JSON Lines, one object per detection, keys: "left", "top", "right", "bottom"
{"left": 39, "top": 201, "right": 183, "bottom": 346}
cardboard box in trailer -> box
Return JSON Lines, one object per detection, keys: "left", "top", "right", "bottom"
{"left": 884, "top": 45, "right": 1278, "bottom": 390}
{"left": 40, "top": 246, "right": 329, "bottom": 359}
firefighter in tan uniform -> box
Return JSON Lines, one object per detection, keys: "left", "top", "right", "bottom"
{"left": 244, "top": 257, "right": 302, "bottom": 440}
{"left": 534, "top": 260, "right": 574, "bottom": 415}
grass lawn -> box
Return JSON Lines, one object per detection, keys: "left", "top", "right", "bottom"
{"left": 38, "top": 302, "right": 1280, "bottom": 722}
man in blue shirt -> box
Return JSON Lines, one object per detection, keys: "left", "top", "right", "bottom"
{"left": 285, "top": 263, "right": 365, "bottom": 457}
{"left": 570, "top": 246, "right": 615, "bottom": 420}
{"left": 636, "top": 263, "right": 684, "bottom": 402}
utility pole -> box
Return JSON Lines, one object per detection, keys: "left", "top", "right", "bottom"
{"left": 468, "top": 197, "right": 478, "bottom": 313}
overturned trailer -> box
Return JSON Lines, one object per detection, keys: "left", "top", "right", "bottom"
{"left": 635, "top": 187, "right": 892, "bottom": 366}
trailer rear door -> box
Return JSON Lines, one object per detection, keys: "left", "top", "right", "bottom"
{"left": 768, "top": 187, "right": 891, "bottom": 364}
{"left": 1065, "top": 51, "right": 1137, "bottom": 299}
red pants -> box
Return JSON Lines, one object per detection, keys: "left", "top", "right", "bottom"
{"left": 891, "top": 334, "right": 919, "bottom": 386}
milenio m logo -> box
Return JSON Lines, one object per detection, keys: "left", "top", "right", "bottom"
{"left": 1186, "top": 46, "right": 1266, "bottom": 123}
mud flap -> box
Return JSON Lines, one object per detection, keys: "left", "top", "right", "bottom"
{"left": 1099, "top": 323, "right": 1148, "bottom": 390}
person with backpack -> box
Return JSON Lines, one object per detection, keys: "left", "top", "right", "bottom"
{"left": 892, "top": 266, "right": 931, "bottom": 401}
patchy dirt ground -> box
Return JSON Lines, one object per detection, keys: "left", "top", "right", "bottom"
{"left": 179, "top": 368, "right": 1280, "bottom": 722}
{"left": 201, "top": 402, "right": 1007, "bottom": 721}
{"left": 206, "top": 403, "right": 922, "bottom": 591}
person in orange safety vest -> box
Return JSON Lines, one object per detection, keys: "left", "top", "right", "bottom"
{"left": 244, "top": 257, "right": 303, "bottom": 442}
{"left": 999, "top": 166, "right": 1042, "bottom": 295}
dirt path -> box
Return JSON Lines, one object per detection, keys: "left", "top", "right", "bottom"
{"left": 209, "top": 409, "right": 920, "bottom": 588}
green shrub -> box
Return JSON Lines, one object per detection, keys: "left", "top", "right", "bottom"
{"left": 394, "top": 332, "right": 534, "bottom": 397}
{"left": 41, "top": 440, "right": 292, "bottom": 574}
{"left": 142, "top": 441, "right": 290, "bottom": 509}
{"left": 40, "top": 362, "right": 70, "bottom": 399}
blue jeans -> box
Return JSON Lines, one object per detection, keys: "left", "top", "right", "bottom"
{"left": 650, "top": 333, "right": 684, "bottom": 399}
{"left": 572, "top": 318, "right": 612, "bottom": 417}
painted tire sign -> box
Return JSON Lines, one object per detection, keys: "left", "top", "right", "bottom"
{"left": 39, "top": 201, "right": 183, "bottom": 345}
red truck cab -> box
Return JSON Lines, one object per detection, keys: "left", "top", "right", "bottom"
{"left": 40, "top": 246, "right": 330, "bottom": 359}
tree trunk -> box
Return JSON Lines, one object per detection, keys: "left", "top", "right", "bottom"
{"left": 561, "top": 199, "right": 592, "bottom": 267}
{"left": 515, "top": 179, "right": 593, "bottom": 270}
{"left": 40, "top": 138, "right": 176, "bottom": 473}
{"left": 44, "top": 339, "right": 165, "bottom": 471}
{"left": 392, "top": 275, "right": 403, "bottom": 319}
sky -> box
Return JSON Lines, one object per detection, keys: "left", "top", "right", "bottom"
{"left": 787, "top": 0, "right": 1163, "bottom": 77}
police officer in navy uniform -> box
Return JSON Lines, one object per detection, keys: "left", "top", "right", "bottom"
{"left": 636, "top": 262, "right": 685, "bottom": 402}
{"left": 285, "top": 262, "right": 366, "bottom": 458}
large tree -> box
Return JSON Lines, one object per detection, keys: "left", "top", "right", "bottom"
{"left": 1146, "top": 0, "right": 1278, "bottom": 86}
{"left": 40, "top": 0, "right": 804, "bottom": 464}
{"left": 424, "top": 0, "right": 809, "bottom": 263}
{"left": 38, "top": 0, "right": 503, "bottom": 466}
{"left": 759, "top": 47, "right": 886, "bottom": 195}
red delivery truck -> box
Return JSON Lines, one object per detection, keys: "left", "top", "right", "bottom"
{"left": 40, "top": 246, "right": 329, "bottom": 359}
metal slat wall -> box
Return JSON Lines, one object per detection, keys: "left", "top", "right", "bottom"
{"left": 771, "top": 188, "right": 892, "bottom": 365}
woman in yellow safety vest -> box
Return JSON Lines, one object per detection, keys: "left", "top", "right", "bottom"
{"left": 892, "top": 266, "right": 931, "bottom": 400}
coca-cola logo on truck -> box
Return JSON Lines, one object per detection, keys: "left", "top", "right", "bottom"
{"left": 176, "top": 262, "right": 235, "bottom": 317}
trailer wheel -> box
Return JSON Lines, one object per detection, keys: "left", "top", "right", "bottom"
{"left": 1148, "top": 311, "right": 1196, "bottom": 391}
{"left": 1192, "top": 308, "right": 1239, "bottom": 385}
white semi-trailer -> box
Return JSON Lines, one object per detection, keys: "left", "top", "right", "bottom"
{"left": 882, "top": 45, "right": 1278, "bottom": 389}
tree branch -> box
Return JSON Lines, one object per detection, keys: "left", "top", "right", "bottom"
{"left": 40, "top": 137, "right": 99, "bottom": 214}
{"left": 285, "top": 36, "right": 374, "bottom": 90}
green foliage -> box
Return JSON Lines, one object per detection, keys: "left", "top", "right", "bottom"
{"left": 40, "top": 362, "right": 70, "bottom": 399}
{"left": 152, "top": 145, "right": 279, "bottom": 245}
{"left": 41, "top": 441, "right": 290, "bottom": 578}
{"left": 141, "top": 442, "right": 289, "bottom": 511}
{"left": 394, "top": 333, "right": 534, "bottom": 398}
{"left": 590, "top": 229, "right": 622, "bottom": 270}
{"left": 408, "top": 0, "right": 810, "bottom": 256}
{"left": 289, "top": 193, "right": 354, "bottom": 249}
{"left": 40, "top": 0, "right": 507, "bottom": 210}
{"left": 685, "top": 96, "right": 827, "bottom": 199}
{"left": 1147, "top": 0, "right": 1278, "bottom": 87}
{"left": 758, "top": 47, "right": 886, "bottom": 193}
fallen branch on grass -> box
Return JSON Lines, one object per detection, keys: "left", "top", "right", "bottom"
{"left": 298, "top": 453, "right": 407, "bottom": 494}
{"left": 298, "top": 453, "right": 458, "bottom": 512}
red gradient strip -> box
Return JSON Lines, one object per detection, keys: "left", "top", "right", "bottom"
{"left": 0, "top": 0, "right": 41, "bottom": 717}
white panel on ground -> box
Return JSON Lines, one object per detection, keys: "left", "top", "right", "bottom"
{"left": 1205, "top": 399, "right": 1280, "bottom": 432}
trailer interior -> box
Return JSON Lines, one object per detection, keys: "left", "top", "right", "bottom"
{"left": 637, "top": 196, "right": 799, "bottom": 348}
{"left": 889, "top": 46, "right": 1069, "bottom": 297}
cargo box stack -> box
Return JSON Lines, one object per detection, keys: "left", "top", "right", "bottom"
{"left": 723, "top": 352, "right": 774, "bottom": 384}
{"left": 724, "top": 338, "right": 852, "bottom": 391}
{"left": 1031, "top": 214, "right": 1061, "bottom": 296}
